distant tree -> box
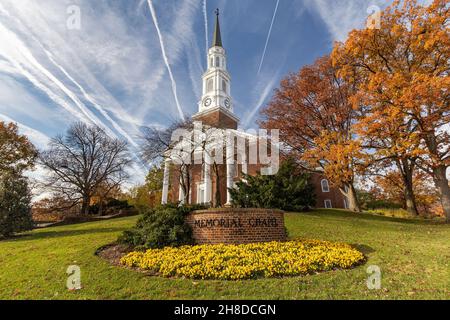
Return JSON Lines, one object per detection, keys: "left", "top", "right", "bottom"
{"left": 32, "top": 197, "right": 74, "bottom": 222}
{"left": 371, "top": 170, "right": 440, "bottom": 216}
{"left": 40, "top": 122, "right": 131, "bottom": 215}
{"left": 0, "top": 172, "right": 33, "bottom": 238}
{"left": 145, "top": 163, "right": 164, "bottom": 196}
{"left": 260, "top": 56, "right": 364, "bottom": 212}
{"left": 125, "top": 165, "right": 164, "bottom": 212}
{"left": 332, "top": 0, "right": 450, "bottom": 221}
{"left": 0, "top": 121, "right": 37, "bottom": 174}
{"left": 229, "top": 158, "right": 316, "bottom": 211}
{"left": 90, "top": 182, "right": 124, "bottom": 216}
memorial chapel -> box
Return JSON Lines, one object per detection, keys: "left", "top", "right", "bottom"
{"left": 161, "top": 10, "right": 347, "bottom": 209}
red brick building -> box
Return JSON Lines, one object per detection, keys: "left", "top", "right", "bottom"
{"left": 161, "top": 11, "right": 347, "bottom": 210}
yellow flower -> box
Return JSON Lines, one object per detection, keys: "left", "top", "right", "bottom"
{"left": 120, "top": 240, "right": 365, "bottom": 280}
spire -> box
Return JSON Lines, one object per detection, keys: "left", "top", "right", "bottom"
{"left": 212, "top": 9, "right": 222, "bottom": 48}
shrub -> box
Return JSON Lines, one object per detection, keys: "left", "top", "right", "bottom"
{"left": 0, "top": 173, "right": 33, "bottom": 239}
{"left": 229, "top": 158, "right": 316, "bottom": 211}
{"left": 118, "top": 203, "right": 206, "bottom": 249}
{"left": 121, "top": 239, "right": 365, "bottom": 280}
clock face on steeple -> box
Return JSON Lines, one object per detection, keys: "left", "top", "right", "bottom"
{"left": 203, "top": 97, "right": 212, "bottom": 107}
{"left": 224, "top": 98, "right": 231, "bottom": 109}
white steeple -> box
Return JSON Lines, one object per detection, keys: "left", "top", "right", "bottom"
{"left": 198, "top": 9, "right": 234, "bottom": 115}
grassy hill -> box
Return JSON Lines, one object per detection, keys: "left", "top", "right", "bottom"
{"left": 0, "top": 209, "right": 448, "bottom": 299}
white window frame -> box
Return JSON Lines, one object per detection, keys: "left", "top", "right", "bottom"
{"left": 324, "top": 199, "right": 332, "bottom": 209}
{"left": 222, "top": 79, "right": 228, "bottom": 94}
{"left": 197, "top": 183, "right": 205, "bottom": 204}
{"left": 206, "top": 77, "right": 214, "bottom": 93}
{"left": 321, "top": 179, "right": 330, "bottom": 193}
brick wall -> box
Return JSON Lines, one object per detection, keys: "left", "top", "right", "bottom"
{"left": 185, "top": 208, "right": 287, "bottom": 244}
{"left": 310, "top": 173, "right": 347, "bottom": 209}
{"left": 192, "top": 109, "right": 238, "bottom": 129}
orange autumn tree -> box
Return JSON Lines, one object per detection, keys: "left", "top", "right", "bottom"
{"left": 355, "top": 118, "right": 421, "bottom": 216}
{"left": 0, "top": 121, "right": 37, "bottom": 175}
{"left": 260, "top": 56, "right": 365, "bottom": 212}
{"left": 332, "top": 0, "right": 450, "bottom": 221}
{"left": 372, "top": 170, "right": 439, "bottom": 216}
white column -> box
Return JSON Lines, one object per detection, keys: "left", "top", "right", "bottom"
{"left": 225, "top": 133, "right": 234, "bottom": 206}
{"left": 204, "top": 152, "right": 212, "bottom": 204}
{"left": 161, "top": 160, "right": 170, "bottom": 205}
{"left": 240, "top": 138, "right": 248, "bottom": 175}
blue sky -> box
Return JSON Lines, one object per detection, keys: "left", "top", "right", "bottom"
{"left": 0, "top": 0, "right": 433, "bottom": 183}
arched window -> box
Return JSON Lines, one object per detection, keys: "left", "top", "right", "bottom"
{"left": 215, "top": 56, "right": 220, "bottom": 67}
{"left": 210, "top": 58, "right": 213, "bottom": 68}
{"left": 222, "top": 79, "right": 227, "bottom": 93}
{"left": 321, "top": 179, "right": 330, "bottom": 193}
{"left": 206, "top": 78, "right": 214, "bottom": 92}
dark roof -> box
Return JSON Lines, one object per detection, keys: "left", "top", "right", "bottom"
{"left": 212, "top": 9, "right": 222, "bottom": 47}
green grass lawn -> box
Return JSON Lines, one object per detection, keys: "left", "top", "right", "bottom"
{"left": 0, "top": 209, "right": 448, "bottom": 300}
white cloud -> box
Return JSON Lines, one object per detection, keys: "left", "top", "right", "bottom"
{"left": 305, "top": 0, "right": 436, "bottom": 42}
{"left": 146, "top": 0, "right": 185, "bottom": 121}
{"left": 304, "top": 0, "right": 385, "bottom": 42}
{"left": 242, "top": 72, "right": 280, "bottom": 129}
{"left": 0, "top": 113, "right": 50, "bottom": 149}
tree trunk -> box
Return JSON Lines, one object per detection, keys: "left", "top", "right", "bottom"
{"left": 398, "top": 158, "right": 419, "bottom": 216}
{"left": 403, "top": 180, "right": 418, "bottom": 216}
{"left": 98, "top": 198, "right": 104, "bottom": 216}
{"left": 341, "top": 183, "right": 361, "bottom": 212}
{"left": 183, "top": 172, "right": 190, "bottom": 205}
{"left": 213, "top": 163, "right": 222, "bottom": 208}
{"left": 81, "top": 195, "right": 90, "bottom": 216}
{"left": 433, "top": 165, "right": 450, "bottom": 222}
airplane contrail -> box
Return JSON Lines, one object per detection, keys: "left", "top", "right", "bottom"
{"left": 0, "top": 3, "right": 150, "bottom": 173}
{"left": 243, "top": 76, "right": 279, "bottom": 128}
{"left": 45, "top": 50, "right": 139, "bottom": 148}
{"left": 0, "top": 23, "right": 103, "bottom": 127}
{"left": 257, "top": 0, "right": 280, "bottom": 75}
{"left": 203, "top": 0, "right": 209, "bottom": 63}
{"left": 147, "top": 0, "right": 185, "bottom": 121}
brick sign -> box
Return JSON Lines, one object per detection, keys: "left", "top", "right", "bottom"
{"left": 186, "top": 208, "right": 286, "bottom": 244}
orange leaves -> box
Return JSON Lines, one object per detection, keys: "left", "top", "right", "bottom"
{"left": 331, "top": 0, "right": 449, "bottom": 169}
{"left": 261, "top": 0, "right": 449, "bottom": 199}
{"left": 260, "top": 55, "right": 361, "bottom": 187}
{"left": 0, "top": 121, "right": 37, "bottom": 175}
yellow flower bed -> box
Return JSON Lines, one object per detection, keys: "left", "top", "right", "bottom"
{"left": 120, "top": 240, "right": 365, "bottom": 280}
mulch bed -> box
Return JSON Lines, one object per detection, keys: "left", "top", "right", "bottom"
{"left": 95, "top": 243, "right": 134, "bottom": 266}
{"left": 95, "top": 244, "right": 160, "bottom": 277}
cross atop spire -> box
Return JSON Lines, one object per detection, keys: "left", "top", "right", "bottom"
{"left": 212, "top": 8, "right": 223, "bottom": 48}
